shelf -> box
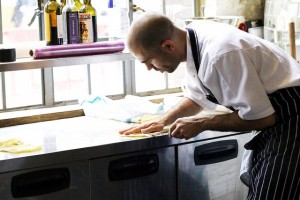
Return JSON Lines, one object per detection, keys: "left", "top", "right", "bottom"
{"left": 0, "top": 52, "right": 135, "bottom": 72}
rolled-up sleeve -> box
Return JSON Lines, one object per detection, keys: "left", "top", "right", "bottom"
{"left": 205, "top": 49, "right": 275, "bottom": 120}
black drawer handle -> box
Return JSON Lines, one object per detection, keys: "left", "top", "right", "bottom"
{"left": 11, "top": 168, "right": 70, "bottom": 198}
{"left": 108, "top": 154, "right": 159, "bottom": 181}
{"left": 194, "top": 139, "right": 238, "bottom": 165}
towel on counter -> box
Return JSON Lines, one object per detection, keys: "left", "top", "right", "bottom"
{"left": 0, "top": 138, "right": 42, "bottom": 154}
{"left": 79, "top": 95, "right": 164, "bottom": 123}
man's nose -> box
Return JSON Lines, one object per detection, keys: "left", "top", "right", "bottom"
{"left": 146, "top": 63, "right": 154, "bottom": 71}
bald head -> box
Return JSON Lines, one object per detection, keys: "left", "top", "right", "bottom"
{"left": 127, "top": 13, "right": 175, "bottom": 54}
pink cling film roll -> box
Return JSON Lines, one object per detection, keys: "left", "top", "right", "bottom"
{"left": 30, "top": 41, "right": 125, "bottom": 59}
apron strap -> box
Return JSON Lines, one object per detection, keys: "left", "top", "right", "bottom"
{"left": 186, "top": 28, "right": 235, "bottom": 111}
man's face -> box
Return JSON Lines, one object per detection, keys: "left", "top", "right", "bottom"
{"left": 133, "top": 47, "right": 180, "bottom": 73}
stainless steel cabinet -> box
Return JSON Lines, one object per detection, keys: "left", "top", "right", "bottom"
{"left": 177, "top": 133, "right": 251, "bottom": 200}
{"left": 90, "top": 147, "right": 176, "bottom": 200}
{"left": 0, "top": 160, "right": 90, "bottom": 200}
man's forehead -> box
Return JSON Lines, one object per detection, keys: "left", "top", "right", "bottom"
{"left": 133, "top": 50, "right": 151, "bottom": 63}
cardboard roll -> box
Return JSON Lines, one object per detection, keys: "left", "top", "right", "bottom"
{"left": 0, "top": 48, "right": 16, "bottom": 62}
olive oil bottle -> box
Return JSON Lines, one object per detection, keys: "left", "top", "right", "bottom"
{"left": 74, "top": 0, "right": 83, "bottom": 11}
{"left": 59, "top": 0, "right": 66, "bottom": 7}
{"left": 44, "top": 0, "right": 63, "bottom": 45}
{"left": 62, "top": 0, "right": 80, "bottom": 44}
{"left": 79, "top": 0, "right": 98, "bottom": 43}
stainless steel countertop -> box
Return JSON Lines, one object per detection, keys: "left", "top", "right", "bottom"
{"left": 0, "top": 116, "right": 245, "bottom": 174}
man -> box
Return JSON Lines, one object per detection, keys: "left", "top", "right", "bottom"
{"left": 119, "top": 12, "right": 300, "bottom": 199}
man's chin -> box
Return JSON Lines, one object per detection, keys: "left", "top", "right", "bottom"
{"left": 166, "top": 68, "right": 176, "bottom": 73}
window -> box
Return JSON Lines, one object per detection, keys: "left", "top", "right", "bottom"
{"left": 53, "top": 65, "right": 89, "bottom": 102}
{"left": 0, "top": 0, "right": 194, "bottom": 112}
{"left": 132, "top": 0, "right": 193, "bottom": 94}
{"left": 90, "top": 62, "right": 124, "bottom": 96}
{"left": 1, "top": 0, "right": 42, "bottom": 109}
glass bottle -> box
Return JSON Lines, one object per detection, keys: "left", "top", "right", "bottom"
{"left": 62, "top": 0, "right": 80, "bottom": 44}
{"left": 107, "top": 0, "right": 130, "bottom": 39}
{"left": 44, "top": 0, "right": 63, "bottom": 45}
{"left": 79, "top": 0, "right": 98, "bottom": 43}
{"left": 74, "top": 0, "right": 83, "bottom": 11}
{"left": 58, "top": 0, "right": 66, "bottom": 44}
{"left": 60, "top": 0, "right": 66, "bottom": 7}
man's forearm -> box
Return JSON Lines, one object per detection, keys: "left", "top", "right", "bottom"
{"left": 204, "top": 111, "right": 276, "bottom": 132}
{"left": 168, "top": 111, "right": 276, "bottom": 140}
{"left": 160, "top": 97, "right": 203, "bottom": 126}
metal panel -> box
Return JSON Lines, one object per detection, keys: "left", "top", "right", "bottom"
{"left": 178, "top": 133, "right": 251, "bottom": 200}
{"left": 0, "top": 160, "right": 90, "bottom": 200}
{"left": 90, "top": 147, "right": 176, "bottom": 200}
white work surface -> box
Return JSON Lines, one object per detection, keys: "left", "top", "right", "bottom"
{"left": 0, "top": 117, "right": 131, "bottom": 158}
{"left": 0, "top": 116, "right": 243, "bottom": 174}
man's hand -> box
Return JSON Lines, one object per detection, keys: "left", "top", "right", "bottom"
{"left": 119, "top": 97, "right": 203, "bottom": 136}
{"left": 119, "top": 121, "right": 166, "bottom": 135}
{"left": 169, "top": 116, "right": 208, "bottom": 140}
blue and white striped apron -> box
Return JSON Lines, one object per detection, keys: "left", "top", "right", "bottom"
{"left": 245, "top": 86, "right": 300, "bottom": 200}
{"left": 187, "top": 28, "right": 300, "bottom": 200}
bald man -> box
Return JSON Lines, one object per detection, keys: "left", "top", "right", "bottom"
{"left": 120, "top": 12, "right": 300, "bottom": 199}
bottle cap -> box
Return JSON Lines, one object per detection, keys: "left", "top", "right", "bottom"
{"left": 0, "top": 48, "right": 16, "bottom": 62}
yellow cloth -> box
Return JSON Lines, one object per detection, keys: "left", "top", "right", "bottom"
{"left": 0, "top": 138, "right": 42, "bottom": 154}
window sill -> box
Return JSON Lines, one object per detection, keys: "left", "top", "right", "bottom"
{"left": 0, "top": 105, "right": 84, "bottom": 128}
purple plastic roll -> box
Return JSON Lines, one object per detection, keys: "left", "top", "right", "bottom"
{"left": 30, "top": 41, "right": 125, "bottom": 59}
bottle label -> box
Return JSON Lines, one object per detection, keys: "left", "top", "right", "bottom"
{"left": 66, "top": 12, "right": 80, "bottom": 44}
{"left": 44, "top": 12, "right": 51, "bottom": 42}
{"left": 57, "top": 14, "right": 63, "bottom": 39}
{"left": 79, "top": 13, "right": 93, "bottom": 43}
{"left": 50, "top": 12, "right": 57, "bottom": 27}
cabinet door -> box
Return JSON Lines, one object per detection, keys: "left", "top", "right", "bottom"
{"left": 178, "top": 133, "right": 251, "bottom": 200}
{"left": 90, "top": 147, "right": 176, "bottom": 200}
{"left": 0, "top": 160, "right": 89, "bottom": 200}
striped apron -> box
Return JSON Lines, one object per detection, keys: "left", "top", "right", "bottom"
{"left": 245, "top": 87, "right": 300, "bottom": 200}
{"left": 187, "top": 28, "right": 300, "bottom": 199}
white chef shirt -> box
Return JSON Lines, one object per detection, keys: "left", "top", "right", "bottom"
{"left": 184, "top": 20, "right": 300, "bottom": 120}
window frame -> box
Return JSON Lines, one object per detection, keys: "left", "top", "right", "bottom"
{"left": 0, "top": 0, "right": 186, "bottom": 112}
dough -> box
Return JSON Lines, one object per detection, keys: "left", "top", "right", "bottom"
{"left": 0, "top": 138, "right": 23, "bottom": 147}
{"left": 120, "top": 127, "right": 169, "bottom": 138}
{"left": 130, "top": 114, "right": 161, "bottom": 123}
{"left": 0, "top": 138, "right": 42, "bottom": 154}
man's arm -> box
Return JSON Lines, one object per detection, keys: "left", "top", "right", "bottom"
{"left": 169, "top": 111, "right": 276, "bottom": 139}
{"left": 119, "top": 97, "right": 203, "bottom": 135}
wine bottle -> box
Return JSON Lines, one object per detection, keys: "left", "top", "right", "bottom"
{"left": 79, "top": 0, "right": 98, "bottom": 43}
{"left": 59, "top": 0, "right": 66, "bottom": 7}
{"left": 57, "top": 0, "right": 65, "bottom": 44}
{"left": 74, "top": 0, "right": 83, "bottom": 11}
{"left": 44, "top": 0, "right": 63, "bottom": 45}
{"left": 62, "top": 0, "right": 80, "bottom": 44}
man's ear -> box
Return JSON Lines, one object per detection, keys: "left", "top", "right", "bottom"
{"left": 161, "top": 39, "right": 175, "bottom": 52}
